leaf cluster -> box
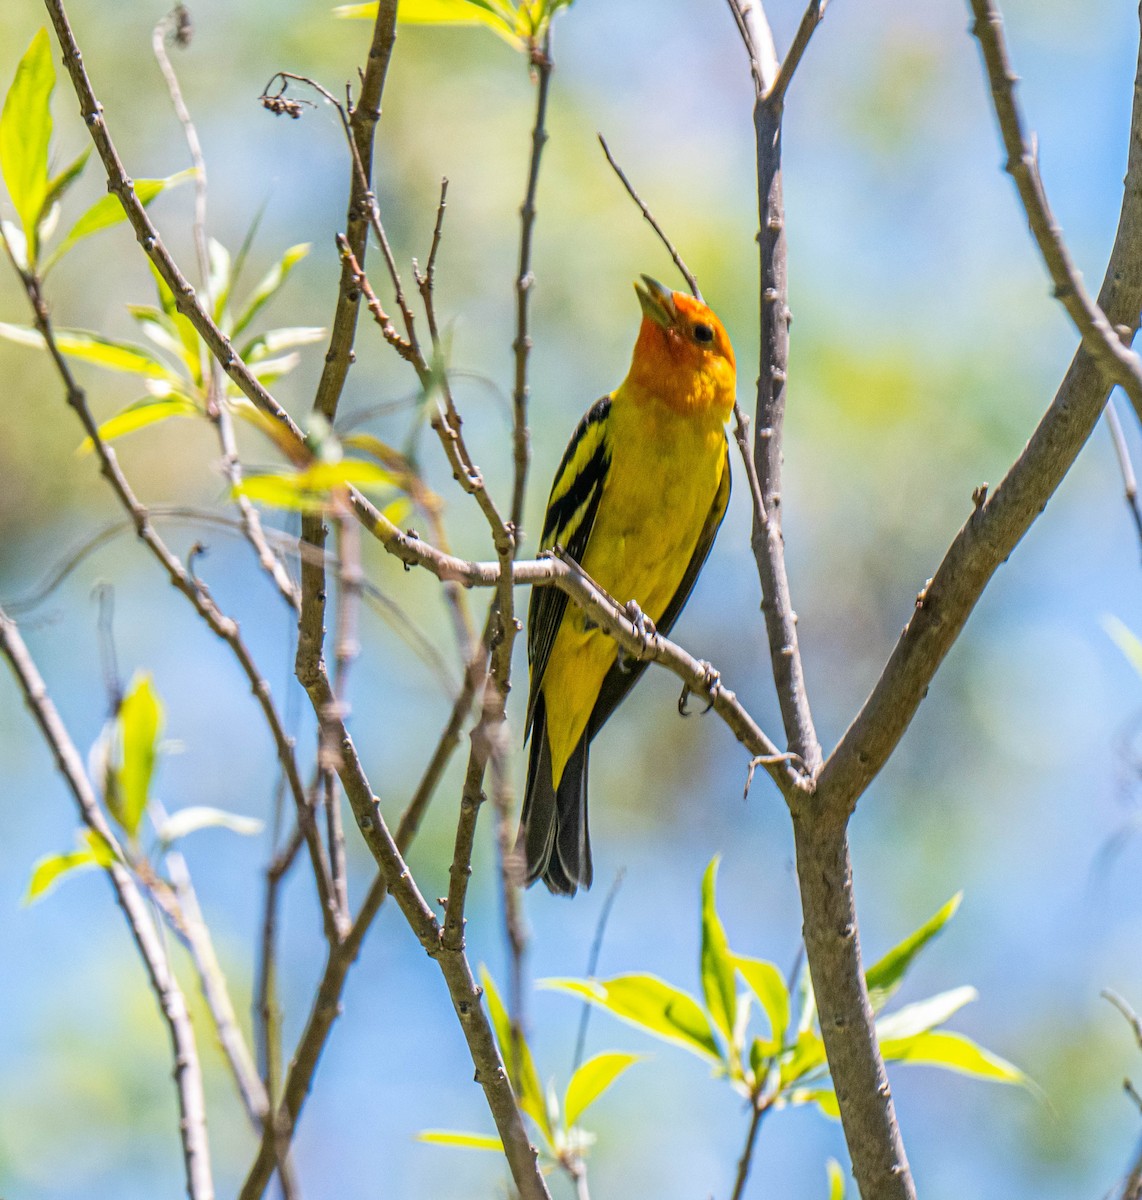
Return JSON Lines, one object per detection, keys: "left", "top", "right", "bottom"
{"left": 335, "top": 0, "right": 574, "bottom": 54}
{"left": 26, "top": 672, "right": 262, "bottom": 904}
{"left": 543, "top": 861, "right": 1025, "bottom": 1125}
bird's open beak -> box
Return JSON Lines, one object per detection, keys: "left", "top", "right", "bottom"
{"left": 634, "top": 275, "right": 678, "bottom": 330}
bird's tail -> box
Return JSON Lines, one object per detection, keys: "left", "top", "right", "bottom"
{"left": 517, "top": 693, "right": 593, "bottom": 896}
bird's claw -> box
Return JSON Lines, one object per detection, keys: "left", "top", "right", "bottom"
{"left": 618, "top": 600, "right": 657, "bottom": 673}
{"left": 678, "top": 661, "right": 720, "bottom": 717}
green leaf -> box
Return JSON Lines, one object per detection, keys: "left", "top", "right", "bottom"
{"left": 790, "top": 955, "right": 817, "bottom": 1036}
{"left": 78, "top": 395, "right": 199, "bottom": 453}
{"left": 417, "top": 1130, "right": 504, "bottom": 1152}
{"left": 875, "top": 986, "right": 977, "bottom": 1042}
{"left": 146, "top": 261, "right": 204, "bottom": 381}
{"left": 480, "top": 967, "right": 550, "bottom": 1140}
{"left": 230, "top": 243, "right": 310, "bottom": 339}
{"left": 248, "top": 352, "right": 301, "bottom": 385}
{"left": 41, "top": 146, "right": 90, "bottom": 222}
{"left": 700, "top": 857, "right": 738, "bottom": 1053}
{"left": 0, "top": 321, "right": 177, "bottom": 379}
{"left": 826, "top": 1158, "right": 847, "bottom": 1200}
{"left": 541, "top": 975, "right": 720, "bottom": 1062}
{"left": 156, "top": 805, "right": 264, "bottom": 846}
{"left": 1104, "top": 615, "right": 1142, "bottom": 679}
{"left": 0, "top": 29, "right": 54, "bottom": 262}
{"left": 26, "top": 849, "right": 100, "bottom": 902}
{"left": 128, "top": 305, "right": 198, "bottom": 376}
{"left": 778, "top": 1028, "right": 827, "bottom": 1088}
{"left": 879, "top": 1030, "right": 1025, "bottom": 1085}
{"left": 1, "top": 219, "right": 27, "bottom": 269}
{"left": 563, "top": 1051, "right": 639, "bottom": 1130}
{"left": 783, "top": 1086, "right": 840, "bottom": 1121}
{"left": 241, "top": 325, "right": 326, "bottom": 364}
{"left": 208, "top": 237, "right": 231, "bottom": 323}
{"left": 748, "top": 1035, "right": 775, "bottom": 1084}
{"left": 335, "top": 0, "right": 524, "bottom": 46}
{"left": 734, "top": 954, "right": 790, "bottom": 1050}
{"left": 25, "top": 830, "right": 115, "bottom": 903}
{"left": 865, "top": 892, "right": 962, "bottom": 1013}
{"left": 43, "top": 169, "right": 194, "bottom": 272}
{"left": 234, "top": 460, "right": 398, "bottom": 512}
{"left": 111, "top": 672, "right": 163, "bottom": 838}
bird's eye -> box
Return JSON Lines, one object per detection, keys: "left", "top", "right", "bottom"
{"left": 693, "top": 323, "right": 715, "bottom": 344}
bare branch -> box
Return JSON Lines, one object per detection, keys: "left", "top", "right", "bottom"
{"left": 510, "top": 31, "right": 554, "bottom": 537}
{"left": 152, "top": 9, "right": 300, "bottom": 611}
{"left": 0, "top": 606, "right": 214, "bottom": 1200}
{"left": 969, "top": 0, "right": 1142, "bottom": 415}
{"left": 725, "top": 0, "right": 779, "bottom": 94}
{"left": 1105, "top": 399, "right": 1142, "bottom": 556}
{"left": 794, "top": 816, "right": 913, "bottom": 1200}
{"left": 729, "top": 1101, "right": 768, "bottom": 1200}
{"left": 288, "top": 662, "right": 551, "bottom": 1200}
{"left": 165, "top": 849, "right": 270, "bottom": 1127}
{"left": 597, "top": 132, "right": 702, "bottom": 298}
{"left": 1105, "top": 988, "right": 1142, "bottom": 1052}
{"left": 239, "top": 653, "right": 485, "bottom": 1199}
{"left": 748, "top": 38, "right": 823, "bottom": 771}
{"left": 766, "top": 0, "right": 828, "bottom": 109}
{"left": 820, "top": 3, "right": 1142, "bottom": 811}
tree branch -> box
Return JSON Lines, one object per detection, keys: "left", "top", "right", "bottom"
{"left": 0, "top": 606, "right": 214, "bottom": 1200}
{"left": 0, "top": 233, "right": 341, "bottom": 943}
{"left": 1104, "top": 399, "right": 1142, "bottom": 558}
{"left": 729, "top": 0, "right": 823, "bottom": 771}
{"left": 766, "top": 0, "right": 828, "bottom": 110}
{"left": 819, "top": 1, "right": 1142, "bottom": 810}
{"left": 289, "top": 665, "right": 551, "bottom": 1200}
{"left": 151, "top": 9, "right": 299, "bottom": 610}
{"left": 968, "top": 0, "right": 1142, "bottom": 417}
{"left": 510, "top": 32, "right": 554, "bottom": 537}
{"left": 238, "top": 650, "right": 486, "bottom": 1199}
{"left": 165, "top": 848, "right": 270, "bottom": 1128}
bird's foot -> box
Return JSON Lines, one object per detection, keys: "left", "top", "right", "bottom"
{"left": 618, "top": 600, "right": 657, "bottom": 673}
{"left": 679, "top": 661, "right": 720, "bottom": 717}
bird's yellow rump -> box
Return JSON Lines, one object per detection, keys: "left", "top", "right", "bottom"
{"left": 518, "top": 275, "right": 736, "bottom": 895}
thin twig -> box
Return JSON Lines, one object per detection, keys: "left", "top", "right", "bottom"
{"left": 727, "top": 0, "right": 823, "bottom": 773}
{"left": 0, "top": 606, "right": 214, "bottom": 1200}
{"left": 241, "top": 652, "right": 485, "bottom": 1197}
{"left": 300, "top": 665, "right": 549, "bottom": 1199}
{"left": 597, "top": 133, "right": 702, "bottom": 298}
{"left": 166, "top": 849, "right": 270, "bottom": 1127}
{"left": 325, "top": 515, "right": 362, "bottom": 923}
{"left": 822, "top": 5, "right": 1142, "bottom": 808}
{"left": 489, "top": 682, "right": 529, "bottom": 1092}
{"left": 1105, "top": 988, "right": 1142, "bottom": 1051}
{"left": 766, "top": 0, "right": 828, "bottom": 109}
{"left": 256, "top": 822, "right": 302, "bottom": 1102}
{"left": 510, "top": 31, "right": 554, "bottom": 536}
{"left": 238, "top": 648, "right": 537, "bottom": 1200}
{"left": 152, "top": 8, "right": 300, "bottom": 612}
{"left": 969, "top": 0, "right": 1142, "bottom": 416}
{"left": 1105, "top": 400, "right": 1142, "bottom": 558}
{"left": 729, "top": 1100, "right": 768, "bottom": 1200}
{"left": 571, "top": 868, "right": 625, "bottom": 1073}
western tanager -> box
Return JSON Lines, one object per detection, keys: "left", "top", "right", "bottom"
{"left": 518, "top": 275, "right": 736, "bottom": 895}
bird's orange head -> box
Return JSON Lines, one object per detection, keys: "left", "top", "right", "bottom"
{"left": 624, "top": 275, "right": 736, "bottom": 419}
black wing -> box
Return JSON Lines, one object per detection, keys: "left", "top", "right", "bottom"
{"left": 524, "top": 396, "right": 613, "bottom": 741}
{"left": 587, "top": 437, "right": 732, "bottom": 740}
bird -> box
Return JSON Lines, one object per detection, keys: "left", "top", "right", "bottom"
{"left": 517, "top": 274, "right": 736, "bottom": 896}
